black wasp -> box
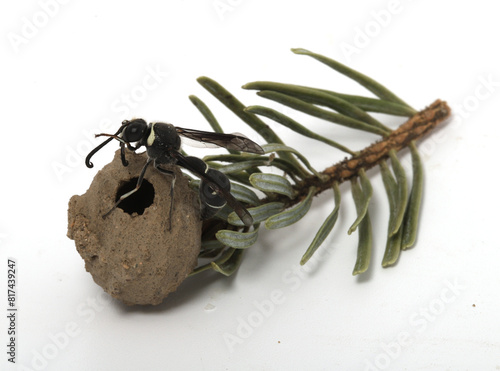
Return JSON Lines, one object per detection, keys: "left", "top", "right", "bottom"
{"left": 85, "top": 119, "right": 264, "bottom": 229}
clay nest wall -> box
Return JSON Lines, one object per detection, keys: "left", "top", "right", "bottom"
{"left": 67, "top": 150, "right": 202, "bottom": 305}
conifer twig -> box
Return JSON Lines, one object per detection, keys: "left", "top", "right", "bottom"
{"left": 263, "top": 99, "right": 450, "bottom": 207}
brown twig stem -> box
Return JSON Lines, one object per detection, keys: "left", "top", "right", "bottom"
{"left": 265, "top": 99, "right": 451, "bottom": 206}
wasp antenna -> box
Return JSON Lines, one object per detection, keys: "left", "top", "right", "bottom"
{"left": 95, "top": 133, "right": 127, "bottom": 142}
{"left": 85, "top": 124, "right": 128, "bottom": 168}
{"left": 85, "top": 136, "right": 115, "bottom": 168}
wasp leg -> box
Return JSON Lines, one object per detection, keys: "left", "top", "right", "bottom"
{"left": 155, "top": 164, "right": 175, "bottom": 231}
{"left": 103, "top": 158, "right": 153, "bottom": 218}
{"left": 120, "top": 142, "right": 129, "bottom": 166}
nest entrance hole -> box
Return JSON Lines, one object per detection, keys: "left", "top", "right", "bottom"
{"left": 116, "top": 177, "right": 155, "bottom": 215}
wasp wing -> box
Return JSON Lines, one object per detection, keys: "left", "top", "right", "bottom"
{"left": 176, "top": 127, "right": 264, "bottom": 154}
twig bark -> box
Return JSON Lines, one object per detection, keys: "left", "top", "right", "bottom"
{"left": 266, "top": 99, "right": 451, "bottom": 206}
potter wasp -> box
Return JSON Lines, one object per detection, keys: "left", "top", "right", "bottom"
{"left": 85, "top": 119, "right": 264, "bottom": 229}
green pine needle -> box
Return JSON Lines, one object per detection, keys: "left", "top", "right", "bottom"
{"left": 186, "top": 49, "right": 449, "bottom": 278}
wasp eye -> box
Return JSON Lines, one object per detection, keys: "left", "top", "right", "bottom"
{"left": 123, "top": 119, "right": 147, "bottom": 142}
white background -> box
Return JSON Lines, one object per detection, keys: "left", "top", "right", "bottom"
{"left": 1, "top": 1, "right": 499, "bottom": 370}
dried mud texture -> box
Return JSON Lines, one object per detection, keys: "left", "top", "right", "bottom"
{"left": 67, "top": 150, "right": 202, "bottom": 305}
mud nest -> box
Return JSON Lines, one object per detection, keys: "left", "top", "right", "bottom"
{"left": 67, "top": 150, "right": 202, "bottom": 305}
